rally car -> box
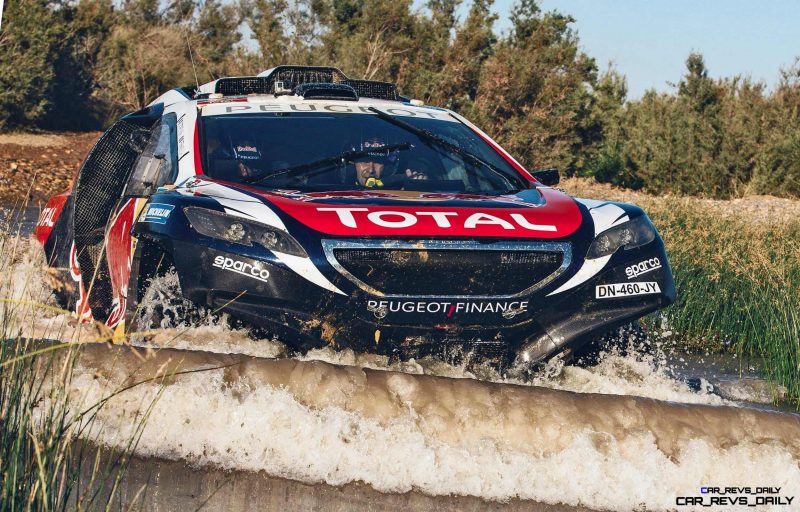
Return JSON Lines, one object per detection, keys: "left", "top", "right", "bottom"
{"left": 34, "top": 65, "right": 675, "bottom": 369}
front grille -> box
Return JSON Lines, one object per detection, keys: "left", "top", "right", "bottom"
{"left": 332, "top": 247, "right": 564, "bottom": 296}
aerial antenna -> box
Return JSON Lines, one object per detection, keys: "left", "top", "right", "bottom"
{"left": 181, "top": 0, "right": 200, "bottom": 90}
{"left": 185, "top": 29, "right": 200, "bottom": 90}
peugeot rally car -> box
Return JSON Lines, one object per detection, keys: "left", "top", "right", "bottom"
{"left": 34, "top": 65, "right": 675, "bottom": 368}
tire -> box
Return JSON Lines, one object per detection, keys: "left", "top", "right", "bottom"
{"left": 130, "top": 247, "right": 209, "bottom": 332}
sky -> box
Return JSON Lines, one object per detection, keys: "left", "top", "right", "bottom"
{"left": 483, "top": 0, "right": 800, "bottom": 99}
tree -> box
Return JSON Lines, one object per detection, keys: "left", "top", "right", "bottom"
{"left": 94, "top": 24, "right": 197, "bottom": 113}
{"left": 584, "top": 66, "right": 641, "bottom": 188}
{"left": 678, "top": 52, "right": 720, "bottom": 115}
{"left": 196, "top": 0, "right": 242, "bottom": 79}
{"left": 243, "top": 0, "right": 289, "bottom": 68}
{"left": 121, "top": 0, "right": 160, "bottom": 27}
{"left": 0, "top": 0, "right": 109, "bottom": 129}
{"left": 318, "top": 0, "right": 416, "bottom": 80}
{"left": 471, "top": 0, "right": 597, "bottom": 174}
{"left": 422, "top": 0, "right": 496, "bottom": 111}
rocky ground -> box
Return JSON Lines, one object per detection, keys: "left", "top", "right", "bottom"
{"left": 0, "top": 132, "right": 101, "bottom": 206}
{"left": 1, "top": 132, "right": 798, "bottom": 225}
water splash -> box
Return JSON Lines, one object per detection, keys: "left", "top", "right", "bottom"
{"left": 56, "top": 346, "right": 800, "bottom": 511}
{"left": 5, "top": 234, "right": 798, "bottom": 510}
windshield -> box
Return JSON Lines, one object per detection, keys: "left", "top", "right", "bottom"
{"left": 200, "top": 110, "right": 526, "bottom": 194}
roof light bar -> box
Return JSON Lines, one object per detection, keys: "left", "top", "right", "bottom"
{"left": 204, "top": 66, "right": 401, "bottom": 101}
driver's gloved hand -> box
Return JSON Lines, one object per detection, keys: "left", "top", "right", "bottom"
{"left": 405, "top": 169, "right": 428, "bottom": 180}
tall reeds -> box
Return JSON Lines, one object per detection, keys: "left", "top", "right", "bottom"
{"left": 647, "top": 199, "right": 800, "bottom": 404}
{"left": 0, "top": 219, "right": 146, "bottom": 510}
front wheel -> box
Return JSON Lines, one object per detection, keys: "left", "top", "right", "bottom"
{"left": 129, "top": 245, "right": 210, "bottom": 333}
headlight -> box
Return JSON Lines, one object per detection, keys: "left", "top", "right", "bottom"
{"left": 586, "top": 215, "right": 656, "bottom": 259}
{"left": 184, "top": 207, "right": 306, "bottom": 257}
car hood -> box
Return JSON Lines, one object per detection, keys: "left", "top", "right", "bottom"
{"left": 182, "top": 179, "right": 583, "bottom": 239}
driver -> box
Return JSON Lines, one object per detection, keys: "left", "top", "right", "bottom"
{"left": 353, "top": 137, "right": 427, "bottom": 188}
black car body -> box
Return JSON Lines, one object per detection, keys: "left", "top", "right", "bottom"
{"left": 35, "top": 66, "right": 675, "bottom": 367}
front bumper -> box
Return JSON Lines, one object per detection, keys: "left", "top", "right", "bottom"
{"left": 161, "top": 235, "right": 675, "bottom": 366}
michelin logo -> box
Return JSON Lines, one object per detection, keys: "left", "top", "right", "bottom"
{"left": 213, "top": 256, "right": 270, "bottom": 283}
{"left": 141, "top": 203, "right": 175, "bottom": 224}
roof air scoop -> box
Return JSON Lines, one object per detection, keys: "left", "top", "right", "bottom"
{"left": 294, "top": 83, "right": 359, "bottom": 101}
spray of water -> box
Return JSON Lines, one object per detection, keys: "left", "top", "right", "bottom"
{"left": 3, "top": 235, "right": 798, "bottom": 511}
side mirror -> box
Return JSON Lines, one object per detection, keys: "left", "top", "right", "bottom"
{"left": 531, "top": 168, "right": 560, "bottom": 186}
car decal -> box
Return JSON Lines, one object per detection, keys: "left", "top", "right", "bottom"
{"left": 587, "top": 203, "right": 629, "bottom": 237}
{"left": 105, "top": 197, "right": 149, "bottom": 328}
{"left": 625, "top": 257, "right": 662, "bottom": 279}
{"left": 261, "top": 187, "right": 581, "bottom": 239}
{"left": 34, "top": 193, "right": 69, "bottom": 245}
{"left": 69, "top": 242, "right": 95, "bottom": 324}
{"left": 140, "top": 203, "right": 175, "bottom": 224}
{"left": 547, "top": 202, "right": 630, "bottom": 296}
{"left": 176, "top": 179, "right": 345, "bottom": 295}
{"left": 547, "top": 254, "right": 613, "bottom": 297}
{"left": 178, "top": 179, "right": 287, "bottom": 229}
{"left": 200, "top": 102, "right": 459, "bottom": 122}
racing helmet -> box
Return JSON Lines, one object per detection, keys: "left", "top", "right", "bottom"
{"left": 347, "top": 135, "right": 401, "bottom": 185}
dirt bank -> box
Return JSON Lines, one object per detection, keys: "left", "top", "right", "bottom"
{"left": 561, "top": 177, "right": 800, "bottom": 225}
{"left": 0, "top": 131, "right": 100, "bottom": 206}
{"left": 83, "top": 445, "right": 592, "bottom": 512}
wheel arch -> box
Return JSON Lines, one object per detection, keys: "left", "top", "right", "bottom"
{"left": 125, "top": 235, "right": 176, "bottom": 327}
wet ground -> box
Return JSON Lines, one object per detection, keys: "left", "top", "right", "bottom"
{"left": 0, "top": 206, "right": 41, "bottom": 235}
{"left": 0, "top": 131, "right": 98, "bottom": 205}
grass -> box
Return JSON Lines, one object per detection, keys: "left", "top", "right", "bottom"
{"left": 644, "top": 198, "right": 800, "bottom": 405}
{"left": 0, "top": 220, "right": 155, "bottom": 511}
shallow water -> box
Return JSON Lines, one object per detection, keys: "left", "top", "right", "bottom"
{"left": 50, "top": 344, "right": 799, "bottom": 512}
{"left": 3, "top": 228, "right": 799, "bottom": 511}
